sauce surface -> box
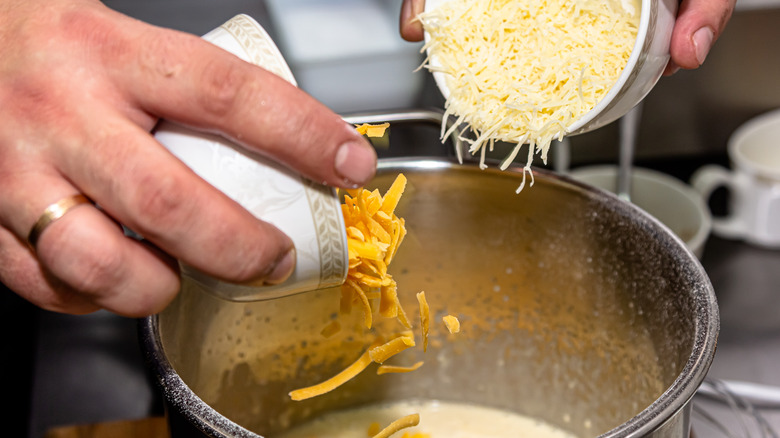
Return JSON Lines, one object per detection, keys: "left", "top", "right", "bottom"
{"left": 275, "top": 399, "right": 577, "bottom": 438}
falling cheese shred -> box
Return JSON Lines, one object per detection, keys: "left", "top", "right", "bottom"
{"left": 416, "top": 292, "right": 430, "bottom": 352}
{"left": 443, "top": 315, "right": 461, "bottom": 334}
{"left": 319, "top": 320, "right": 341, "bottom": 338}
{"left": 370, "top": 414, "right": 421, "bottom": 438}
{"left": 369, "top": 334, "right": 416, "bottom": 364}
{"left": 399, "top": 433, "right": 431, "bottom": 438}
{"left": 288, "top": 347, "right": 374, "bottom": 401}
{"left": 419, "top": 0, "right": 640, "bottom": 191}
{"left": 368, "top": 422, "right": 382, "bottom": 436}
{"left": 355, "top": 122, "right": 391, "bottom": 138}
{"left": 289, "top": 334, "right": 417, "bottom": 401}
{"left": 376, "top": 361, "right": 424, "bottom": 375}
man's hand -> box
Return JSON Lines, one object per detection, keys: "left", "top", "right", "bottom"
{"left": 0, "top": 0, "right": 377, "bottom": 316}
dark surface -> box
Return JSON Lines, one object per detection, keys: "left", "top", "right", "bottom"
{"left": 26, "top": 309, "right": 164, "bottom": 437}
{"left": 1, "top": 288, "right": 36, "bottom": 438}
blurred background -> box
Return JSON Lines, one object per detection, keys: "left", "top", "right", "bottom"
{"left": 5, "top": 1, "right": 780, "bottom": 437}
{"left": 95, "top": 0, "right": 780, "bottom": 167}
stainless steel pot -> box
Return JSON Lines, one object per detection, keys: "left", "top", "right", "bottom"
{"left": 140, "top": 158, "right": 718, "bottom": 438}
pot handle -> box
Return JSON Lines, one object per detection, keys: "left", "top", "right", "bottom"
{"left": 341, "top": 108, "right": 467, "bottom": 163}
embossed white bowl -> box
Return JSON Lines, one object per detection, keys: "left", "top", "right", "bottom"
{"left": 154, "top": 15, "right": 349, "bottom": 301}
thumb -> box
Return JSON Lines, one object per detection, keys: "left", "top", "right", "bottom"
{"left": 668, "top": 0, "right": 735, "bottom": 72}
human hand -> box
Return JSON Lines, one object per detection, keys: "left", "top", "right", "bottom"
{"left": 0, "top": 0, "right": 377, "bottom": 317}
{"left": 664, "top": 0, "right": 735, "bottom": 75}
{"left": 399, "top": 0, "right": 736, "bottom": 75}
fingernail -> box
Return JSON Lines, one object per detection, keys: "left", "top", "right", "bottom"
{"left": 693, "top": 27, "right": 714, "bottom": 66}
{"left": 401, "top": 0, "right": 412, "bottom": 23}
{"left": 264, "top": 248, "right": 296, "bottom": 285}
{"left": 335, "top": 140, "right": 376, "bottom": 188}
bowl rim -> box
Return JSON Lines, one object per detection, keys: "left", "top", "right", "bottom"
{"left": 727, "top": 107, "right": 780, "bottom": 180}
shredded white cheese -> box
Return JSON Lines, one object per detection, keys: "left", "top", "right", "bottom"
{"left": 420, "top": 0, "right": 639, "bottom": 191}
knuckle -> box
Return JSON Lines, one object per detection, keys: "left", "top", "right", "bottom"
{"left": 44, "top": 222, "right": 126, "bottom": 295}
{"left": 130, "top": 172, "right": 192, "bottom": 237}
{"left": 205, "top": 230, "right": 266, "bottom": 282}
{"left": 228, "top": 248, "right": 269, "bottom": 282}
{"left": 0, "top": 231, "right": 95, "bottom": 314}
{"left": 137, "top": 32, "right": 193, "bottom": 81}
{"left": 73, "top": 246, "right": 125, "bottom": 294}
{"left": 197, "top": 59, "right": 253, "bottom": 119}
{"left": 196, "top": 222, "right": 280, "bottom": 283}
{"left": 229, "top": 228, "right": 288, "bottom": 283}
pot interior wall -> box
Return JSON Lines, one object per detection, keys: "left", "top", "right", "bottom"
{"left": 158, "top": 162, "right": 706, "bottom": 437}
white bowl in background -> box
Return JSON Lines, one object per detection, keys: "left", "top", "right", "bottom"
{"left": 570, "top": 166, "right": 712, "bottom": 258}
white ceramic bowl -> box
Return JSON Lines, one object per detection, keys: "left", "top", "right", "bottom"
{"left": 423, "top": 0, "right": 677, "bottom": 136}
{"left": 570, "top": 166, "right": 712, "bottom": 258}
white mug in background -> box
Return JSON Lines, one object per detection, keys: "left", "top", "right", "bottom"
{"left": 691, "top": 108, "right": 780, "bottom": 248}
{"left": 154, "top": 15, "right": 349, "bottom": 301}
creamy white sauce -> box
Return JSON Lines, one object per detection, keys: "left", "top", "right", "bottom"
{"left": 275, "top": 400, "right": 576, "bottom": 438}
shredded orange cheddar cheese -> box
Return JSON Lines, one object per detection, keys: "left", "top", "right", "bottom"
{"left": 320, "top": 320, "right": 341, "bottom": 338}
{"left": 416, "top": 292, "right": 430, "bottom": 352}
{"left": 288, "top": 347, "right": 374, "bottom": 401}
{"left": 369, "top": 334, "right": 415, "bottom": 364}
{"left": 371, "top": 414, "right": 420, "bottom": 438}
{"left": 355, "top": 122, "right": 390, "bottom": 138}
{"left": 341, "top": 174, "right": 408, "bottom": 329}
{"left": 367, "top": 422, "right": 382, "bottom": 436}
{"left": 291, "top": 172, "right": 463, "bottom": 419}
{"left": 376, "top": 361, "right": 424, "bottom": 375}
{"left": 400, "top": 432, "right": 431, "bottom": 438}
{"left": 443, "top": 315, "right": 461, "bottom": 334}
{"left": 289, "top": 334, "right": 415, "bottom": 401}
{"left": 291, "top": 175, "right": 413, "bottom": 402}
{"left": 412, "top": 435, "right": 429, "bottom": 438}
{"left": 401, "top": 432, "right": 431, "bottom": 438}
{"left": 345, "top": 278, "right": 374, "bottom": 329}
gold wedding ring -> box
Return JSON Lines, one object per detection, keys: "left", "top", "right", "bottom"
{"left": 28, "top": 194, "right": 92, "bottom": 248}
